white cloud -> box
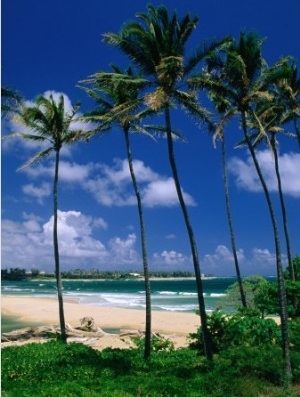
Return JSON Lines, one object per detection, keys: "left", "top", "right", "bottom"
{"left": 22, "top": 182, "right": 51, "bottom": 204}
{"left": 153, "top": 250, "right": 191, "bottom": 267}
{"left": 202, "top": 245, "right": 245, "bottom": 274}
{"left": 1, "top": 210, "right": 139, "bottom": 271}
{"left": 93, "top": 217, "right": 108, "bottom": 229}
{"left": 84, "top": 158, "right": 196, "bottom": 208}
{"left": 22, "top": 161, "right": 92, "bottom": 183}
{"left": 251, "top": 247, "right": 277, "bottom": 265}
{"left": 142, "top": 178, "right": 196, "bottom": 207}
{"left": 228, "top": 150, "right": 300, "bottom": 197}
{"left": 165, "top": 234, "right": 176, "bottom": 239}
{"left": 108, "top": 234, "right": 139, "bottom": 264}
{"left": 200, "top": 244, "right": 287, "bottom": 276}
{"left": 16, "top": 157, "right": 195, "bottom": 208}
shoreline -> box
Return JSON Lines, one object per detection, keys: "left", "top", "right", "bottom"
{"left": 18, "top": 276, "right": 217, "bottom": 282}
{"left": 1, "top": 295, "right": 200, "bottom": 349}
{"left": 1, "top": 295, "right": 201, "bottom": 334}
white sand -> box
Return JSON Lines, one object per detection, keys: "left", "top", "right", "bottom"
{"left": 2, "top": 296, "right": 201, "bottom": 349}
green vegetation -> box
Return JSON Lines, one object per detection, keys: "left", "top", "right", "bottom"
{"left": 1, "top": 267, "right": 196, "bottom": 281}
{"left": 218, "top": 257, "right": 300, "bottom": 319}
{"left": 2, "top": 337, "right": 299, "bottom": 397}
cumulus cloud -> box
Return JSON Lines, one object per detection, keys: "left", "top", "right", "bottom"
{"left": 108, "top": 234, "right": 139, "bottom": 264}
{"left": 202, "top": 245, "right": 245, "bottom": 274}
{"left": 22, "top": 161, "right": 93, "bottom": 183}
{"left": 201, "top": 244, "right": 285, "bottom": 276}
{"left": 152, "top": 250, "right": 192, "bottom": 270}
{"left": 1, "top": 210, "right": 139, "bottom": 271}
{"left": 22, "top": 182, "right": 51, "bottom": 204}
{"left": 17, "top": 157, "right": 195, "bottom": 208}
{"left": 228, "top": 150, "right": 300, "bottom": 197}
{"left": 142, "top": 178, "right": 196, "bottom": 207}
{"left": 84, "top": 158, "right": 196, "bottom": 208}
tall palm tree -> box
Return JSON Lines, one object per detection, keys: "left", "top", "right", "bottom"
{"left": 5, "top": 94, "right": 86, "bottom": 343}
{"left": 79, "top": 65, "right": 154, "bottom": 358}
{"left": 262, "top": 58, "right": 300, "bottom": 279}
{"left": 219, "top": 32, "right": 292, "bottom": 380}
{"left": 221, "top": 131, "right": 247, "bottom": 308}
{"left": 103, "top": 4, "right": 230, "bottom": 361}
{"left": 246, "top": 96, "right": 296, "bottom": 283}
{"left": 188, "top": 62, "right": 247, "bottom": 308}
{"left": 243, "top": 86, "right": 299, "bottom": 318}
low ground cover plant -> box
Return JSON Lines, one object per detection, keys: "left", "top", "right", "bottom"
{"left": 2, "top": 335, "right": 300, "bottom": 397}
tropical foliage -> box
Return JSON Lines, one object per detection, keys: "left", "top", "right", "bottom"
{"left": 2, "top": 339, "right": 300, "bottom": 396}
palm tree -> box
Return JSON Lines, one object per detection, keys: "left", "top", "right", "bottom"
{"left": 243, "top": 79, "right": 299, "bottom": 317}
{"left": 264, "top": 58, "right": 300, "bottom": 279}
{"left": 103, "top": 4, "right": 230, "bottom": 361}
{"left": 188, "top": 62, "right": 247, "bottom": 308}
{"left": 246, "top": 94, "right": 296, "bottom": 283}
{"left": 221, "top": 131, "right": 247, "bottom": 308}
{"left": 79, "top": 65, "right": 154, "bottom": 358}
{"left": 5, "top": 94, "right": 86, "bottom": 343}
{"left": 219, "top": 31, "right": 292, "bottom": 380}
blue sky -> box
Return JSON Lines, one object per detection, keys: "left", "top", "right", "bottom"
{"left": 2, "top": 0, "right": 299, "bottom": 276}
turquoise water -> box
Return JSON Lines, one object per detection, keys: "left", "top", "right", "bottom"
{"left": 2, "top": 277, "right": 277, "bottom": 333}
{"left": 1, "top": 314, "right": 43, "bottom": 333}
{"left": 2, "top": 277, "right": 237, "bottom": 313}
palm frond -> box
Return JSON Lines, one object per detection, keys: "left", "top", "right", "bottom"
{"left": 184, "top": 36, "right": 232, "bottom": 75}
{"left": 17, "top": 147, "right": 54, "bottom": 171}
{"left": 143, "top": 124, "right": 185, "bottom": 141}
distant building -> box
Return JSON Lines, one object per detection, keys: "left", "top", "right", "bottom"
{"left": 129, "top": 272, "right": 143, "bottom": 278}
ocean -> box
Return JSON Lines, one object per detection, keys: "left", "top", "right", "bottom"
{"left": 2, "top": 277, "right": 237, "bottom": 314}
{"left": 2, "top": 277, "right": 278, "bottom": 333}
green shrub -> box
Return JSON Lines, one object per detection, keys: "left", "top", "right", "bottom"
{"left": 189, "top": 308, "right": 281, "bottom": 354}
{"left": 288, "top": 318, "right": 300, "bottom": 382}
{"left": 219, "top": 346, "right": 284, "bottom": 385}
{"left": 130, "top": 334, "right": 175, "bottom": 352}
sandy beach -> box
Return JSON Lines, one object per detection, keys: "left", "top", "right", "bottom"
{"left": 1, "top": 296, "right": 201, "bottom": 350}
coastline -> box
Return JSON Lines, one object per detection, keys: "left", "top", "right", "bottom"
{"left": 1, "top": 295, "right": 201, "bottom": 349}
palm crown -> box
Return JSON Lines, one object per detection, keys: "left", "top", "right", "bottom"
{"left": 9, "top": 94, "right": 82, "bottom": 170}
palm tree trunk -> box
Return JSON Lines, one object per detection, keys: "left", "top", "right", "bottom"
{"left": 270, "top": 134, "right": 295, "bottom": 281}
{"left": 124, "top": 127, "right": 152, "bottom": 359}
{"left": 271, "top": 134, "right": 298, "bottom": 318}
{"left": 221, "top": 136, "right": 247, "bottom": 308}
{"left": 53, "top": 150, "right": 67, "bottom": 343}
{"left": 164, "top": 106, "right": 213, "bottom": 361}
{"left": 242, "top": 112, "right": 292, "bottom": 380}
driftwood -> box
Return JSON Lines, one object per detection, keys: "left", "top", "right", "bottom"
{"left": 1, "top": 318, "right": 105, "bottom": 343}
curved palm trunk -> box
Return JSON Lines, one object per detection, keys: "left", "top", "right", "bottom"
{"left": 270, "top": 134, "right": 294, "bottom": 281}
{"left": 271, "top": 134, "right": 298, "bottom": 318}
{"left": 242, "top": 112, "right": 292, "bottom": 380}
{"left": 164, "top": 106, "right": 213, "bottom": 361}
{"left": 221, "top": 136, "right": 247, "bottom": 308}
{"left": 124, "top": 128, "right": 152, "bottom": 359}
{"left": 53, "top": 150, "right": 67, "bottom": 343}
